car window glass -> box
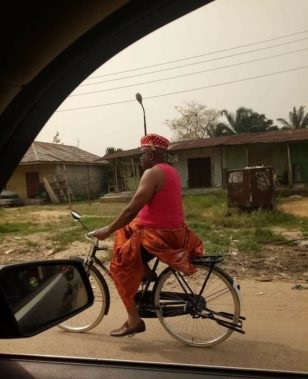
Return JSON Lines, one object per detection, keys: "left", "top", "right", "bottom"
{"left": 1, "top": 0, "right": 307, "bottom": 374}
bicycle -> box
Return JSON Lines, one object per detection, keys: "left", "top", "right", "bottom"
{"left": 58, "top": 210, "right": 245, "bottom": 347}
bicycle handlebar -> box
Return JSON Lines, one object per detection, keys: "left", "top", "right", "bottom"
{"left": 85, "top": 233, "right": 95, "bottom": 242}
{"left": 85, "top": 233, "right": 108, "bottom": 250}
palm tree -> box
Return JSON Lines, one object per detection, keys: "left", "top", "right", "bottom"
{"left": 219, "top": 109, "right": 238, "bottom": 134}
{"left": 105, "top": 147, "right": 123, "bottom": 155}
{"left": 207, "top": 122, "right": 234, "bottom": 137}
{"left": 277, "top": 106, "right": 308, "bottom": 129}
{"left": 216, "top": 107, "right": 273, "bottom": 135}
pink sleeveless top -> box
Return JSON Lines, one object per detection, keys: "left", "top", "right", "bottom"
{"left": 138, "top": 163, "right": 184, "bottom": 228}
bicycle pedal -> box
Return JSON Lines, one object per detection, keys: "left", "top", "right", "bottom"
{"left": 141, "top": 274, "right": 157, "bottom": 285}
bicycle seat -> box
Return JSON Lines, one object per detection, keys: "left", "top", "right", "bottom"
{"left": 193, "top": 255, "right": 224, "bottom": 264}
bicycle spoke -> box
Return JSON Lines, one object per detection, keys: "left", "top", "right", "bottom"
{"left": 154, "top": 264, "right": 240, "bottom": 347}
{"left": 206, "top": 287, "right": 232, "bottom": 303}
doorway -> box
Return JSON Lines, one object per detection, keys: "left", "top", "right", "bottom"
{"left": 26, "top": 172, "right": 40, "bottom": 198}
{"left": 188, "top": 157, "right": 211, "bottom": 188}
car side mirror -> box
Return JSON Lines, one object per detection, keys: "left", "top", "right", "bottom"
{"left": 0, "top": 259, "right": 93, "bottom": 338}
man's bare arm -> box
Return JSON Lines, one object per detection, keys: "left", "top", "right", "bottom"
{"left": 94, "top": 167, "right": 163, "bottom": 240}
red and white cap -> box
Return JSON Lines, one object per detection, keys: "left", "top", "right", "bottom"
{"left": 140, "top": 134, "right": 169, "bottom": 150}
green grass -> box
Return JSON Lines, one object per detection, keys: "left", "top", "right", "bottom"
{"left": 50, "top": 215, "right": 114, "bottom": 251}
{"left": 0, "top": 222, "right": 51, "bottom": 235}
{"left": 0, "top": 194, "right": 307, "bottom": 254}
{"left": 183, "top": 192, "right": 307, "bottom": 254}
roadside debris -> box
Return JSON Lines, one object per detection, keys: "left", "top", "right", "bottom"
{"left": 292, "top": 284, "right": 308, "bottom": 290}
{"left": 4, "top": 249, "right": 14, "bottom": 255}
{"left": 256, "top": 277, "right": 273, "bottom": 282}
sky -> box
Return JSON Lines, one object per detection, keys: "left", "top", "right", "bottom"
{"left": 36, "top": 0, "right": 308, "bottom": 156}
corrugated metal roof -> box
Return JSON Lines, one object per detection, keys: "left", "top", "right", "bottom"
{"left": 101, "top": 129, "right": 308, "bottom": 159}
{"left": 21, "top": 141, "right": 105, "bottom": 164}
{"left": 169, "top": 129, "right": 308, "bottom": 151}
{"left": 100, "top": 148, "right": 141, "bottom": 161}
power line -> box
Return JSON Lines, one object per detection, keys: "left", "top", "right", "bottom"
{"left": 57, "top": 65, "right": 308, "bottom": 112}
{"left": 69, "top": 47, "right": 308, "bottom": 97}
{"left": 79, "top": 37, "right": 308, "bottom": 87}
{"left": 86, "top": 30, "right": 308, "bottom": 79}
{"left": 145, "top": 65, "right": 308, "bottom": 101}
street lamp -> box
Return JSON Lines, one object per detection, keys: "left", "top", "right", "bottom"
{"left": 135, "top": 92, "right": 147, "bottom": 135}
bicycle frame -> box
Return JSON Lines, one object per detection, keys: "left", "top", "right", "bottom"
{"left": 84, "top": 238, "right": 112, "bottom": 279}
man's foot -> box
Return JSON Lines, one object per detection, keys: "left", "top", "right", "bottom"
{"left": 110, "top": 319, "right": 146, "bottom": 337}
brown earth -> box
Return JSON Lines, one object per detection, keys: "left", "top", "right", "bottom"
{"left": 222, "top": 197, "right": 308, "bottom": 283}
{"left": 278, "top": 195, "right": 308, "bottom": 217}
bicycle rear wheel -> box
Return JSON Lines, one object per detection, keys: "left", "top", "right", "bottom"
{"left": 58, "top": 265, "right": 109, "bottom": 332}
{"left": 154, "top": 264, "right": 240, "bottom": 347}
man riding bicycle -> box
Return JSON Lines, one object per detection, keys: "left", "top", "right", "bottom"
{"left": 93, "top": 134, "right": 203, "bottom": 337}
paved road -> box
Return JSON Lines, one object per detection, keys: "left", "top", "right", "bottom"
{"left": 1, "top": 279, "right": 308, "bottom": 373}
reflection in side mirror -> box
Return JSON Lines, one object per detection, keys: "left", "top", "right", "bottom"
{"left": 0, "top": 260, "right": 93, "bottom": 338}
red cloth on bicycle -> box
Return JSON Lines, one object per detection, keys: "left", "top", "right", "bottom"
{"left": 110, "top": 219, "right": 203, "bottom": 310}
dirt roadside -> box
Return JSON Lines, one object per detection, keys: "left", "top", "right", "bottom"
{"left": 279, "top": 196, "right": 308, "bottom": 217}
{"left": 223, "top": 196, "right": 308, "bottom": 283}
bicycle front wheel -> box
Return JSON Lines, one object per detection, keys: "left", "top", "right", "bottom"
{"left": 154, "top": 264, "right": 240, "bottom": 347}
{"left": 58, "top": 265, "right": 109, "bottom": 333}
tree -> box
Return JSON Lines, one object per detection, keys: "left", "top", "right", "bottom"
{"left": 164, "top": 102, "right": 220, "bottom": 141}
{"left": 105, "top": 147, "right": 123, "bottom": 155}
{"left": 217, "top": 107, "right": 274, "bottom": 135}
{"left": 52, "top": 132, "right": 61, "bottom": 144}
{"left": 277, "top": 106, "right": 308, "bottom": 129}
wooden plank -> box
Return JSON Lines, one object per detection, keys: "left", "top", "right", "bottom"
{"left": 42, "top": 177, "right": 60, "bottom": 203}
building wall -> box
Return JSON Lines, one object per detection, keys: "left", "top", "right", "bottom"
{"left": 290, "top": 142, "right": 308, "bottom": 182}
{"left": 223, "top": 145, "right": 247, "bottom": 169}
{"left": 64, "top": 164, "right": 105, "bottom": 198}
{"left": 270, "top": 143, "right": 289, "bottom": 178}
{"left": 6, "top": 163, "right": 106, "bottom": 199}
{"left": 172, "top": 147, "right": 222, "bottom": 188}
{"left": 118, "top": 159, "right": 140, "bottom": 191}
{"left": 172, "top": 141, "right": 308, "bottom": 189}
{"left": 6, "top": 164, "right": 46, "bottom": 198}
{"left": 247, "top": 143, "right": 288, "bottom": 175}
{"left": 222, "top": 143, "right": 290, "bottom": 184}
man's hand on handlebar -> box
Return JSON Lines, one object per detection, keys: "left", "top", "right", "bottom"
{"left": 86, "top": 230, "right": 96, "bottom": 238}
{"left": 88, "top": 226, "right": 111, "bottom": 240}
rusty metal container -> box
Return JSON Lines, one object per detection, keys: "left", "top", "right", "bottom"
{"left": 226, "top": 166, "right": 274, "bottom": 211}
